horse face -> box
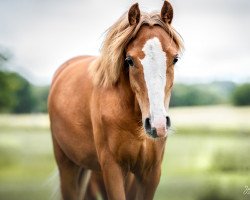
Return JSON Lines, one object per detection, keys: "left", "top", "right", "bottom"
{"left": 126, "top": 2, "right": 180, "bottom": 138}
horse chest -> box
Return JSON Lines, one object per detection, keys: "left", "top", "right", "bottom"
{"left": 113, "top": 137, "right": 164, "bottom": 172}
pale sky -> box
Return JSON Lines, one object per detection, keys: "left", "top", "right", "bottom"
{"left": 0, "top": 0, "right": 250, "bottom": 85}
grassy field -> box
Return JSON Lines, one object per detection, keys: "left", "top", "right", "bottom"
{"left": 0, "top": 106, "right": 250, "bottom": 200}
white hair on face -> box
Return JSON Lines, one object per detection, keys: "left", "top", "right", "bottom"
{"left": 140, "top": 37, "right": 167, "bottom": 127}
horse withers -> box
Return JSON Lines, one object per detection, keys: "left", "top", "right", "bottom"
{"left": 48, "top": 1, "right": 183, "bottom": 200}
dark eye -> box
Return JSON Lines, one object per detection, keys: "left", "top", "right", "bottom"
{"left": 173, "top": 56, "right": 179, "bottom": 65}
{"left": 125, "top": 56, "right": 134, "bottom": 67}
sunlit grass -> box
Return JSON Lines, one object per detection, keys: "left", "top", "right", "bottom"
{"left": 0, "top": 114, "right": 49, "bottom": 132}
{"left": 156, "top": 134, "right": 250, "bottom": 200}
{"left": 0, "top": 124, "right": 55, "bottom": 200}
{"left": 170, "top": 105, "right": 250, "bottom": 129}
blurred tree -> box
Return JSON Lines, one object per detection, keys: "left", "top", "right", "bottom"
{"left": 232, "top": 83, "right": 250, "bottom": 106}
{"left": 170, "top": 83, "right": 231, "bottom": 107}
{"left": 0, "top": 49, "right": 36, "bottom": 113}
{"left": 0, "top": 71, "right": 35, "bottom": 113}
{"left": 0, "top": 71, "right": 15, "bottom": 112}
{"left": 8, "top": 73, "right": 35, "bottom": 113}
{"left": 0, "top": 50, "right": 14, "bottom": 112}
{"left": 31, "top": 86, "right": 49, "bottom": 113}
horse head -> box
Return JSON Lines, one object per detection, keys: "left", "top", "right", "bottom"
{"left": 125, "top": 2, "right": 182, "bottom": 138}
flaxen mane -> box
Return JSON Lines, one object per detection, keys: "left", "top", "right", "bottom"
{"left": 89, "top": 11, "right": 184, "bottom": 87}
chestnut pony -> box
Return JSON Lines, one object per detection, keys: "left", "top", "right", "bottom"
{"left": 48, "top": 1, "right": 183, "bottom": 200}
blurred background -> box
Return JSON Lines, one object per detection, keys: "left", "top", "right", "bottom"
{"left": 0, "top": 0, "right": 250, "bottom": 200}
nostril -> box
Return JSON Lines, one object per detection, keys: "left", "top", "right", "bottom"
{"left": 166, "top": 116, "right": 171, "bottom": 128}
{"left": 144, "top": 117, "right": 151, "bottom": 133}
{"left": 150, "top": 127, "right": 157, "bottom": 138}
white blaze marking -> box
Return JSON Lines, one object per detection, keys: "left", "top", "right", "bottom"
{"left": 140, "top": 37, "right": 167, "bottom": 127}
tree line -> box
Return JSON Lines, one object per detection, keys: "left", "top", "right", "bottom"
{"left": 0, "top": 71, "right": 49, "bottom": 113}
{"left": 0, "top": 50, "right": 48, "bottom": 113}
{"left": 1, "top": 71, "right": 249, "bottom": 113}
{"left": 0, "top": 51, "right": 250, "bottom": 113}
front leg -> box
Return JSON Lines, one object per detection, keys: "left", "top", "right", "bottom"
{"left": 136, "top": 165, "right": 162, "bottom": 200}
{"left": 100, "top": 151, "right": 126, "bottom": 200}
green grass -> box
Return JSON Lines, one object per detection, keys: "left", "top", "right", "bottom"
{"left": 155, "top": 134, "right": 250, "bottom": 200}
{"left": 0, "top": 117, "right": 55, "bottom": 200}
{"left": 0, "top": 106, "right": 250, "bottom": 200}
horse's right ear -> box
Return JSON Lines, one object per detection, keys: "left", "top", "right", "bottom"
{"left": 161, "top": 1, "right": 174, "bottom": 24}
{"left": 128, "top": 3, "right": 140, "bottom": 26}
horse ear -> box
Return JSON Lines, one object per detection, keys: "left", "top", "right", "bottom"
{"left": 128, "top": 3, "right": 141, "bottom": 26}
{"left": 161, "top": 1, "right": 173, "bottom": 24}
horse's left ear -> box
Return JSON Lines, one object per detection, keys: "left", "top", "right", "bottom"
{"left": 161, "top": 1, "right": 174, "bottom": 24}
{"left": 128, "top": 3, "right": 141, "bottom": 26}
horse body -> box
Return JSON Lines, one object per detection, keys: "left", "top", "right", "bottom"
{"left": 49, "top": 56, "right": 165, "bottom": 200}
{"left": 48, "top": 1, "right": 183, "bottom": 200}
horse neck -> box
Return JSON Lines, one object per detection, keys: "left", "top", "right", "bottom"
{"left": 117, "top": 72, "right": 166, "bottom": 156}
